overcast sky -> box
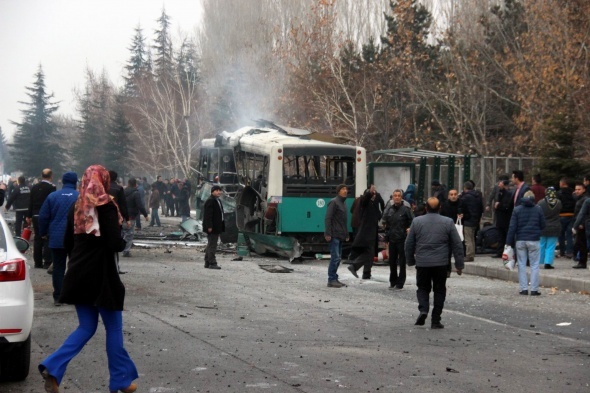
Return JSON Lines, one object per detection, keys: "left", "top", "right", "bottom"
{"left": 0, "top": 0, "right": 203, "bottom": 141}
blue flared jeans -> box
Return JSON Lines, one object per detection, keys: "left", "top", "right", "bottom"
{"left": 39, "top": 305, "right": 138, "bottom": 391}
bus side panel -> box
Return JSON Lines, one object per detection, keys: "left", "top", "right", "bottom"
{"left": 277, "top": 197, "right": 354, "bottom": 233}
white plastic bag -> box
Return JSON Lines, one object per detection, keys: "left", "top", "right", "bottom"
{"left": 455, "top": 218, "right": 464, "bottom": 241}
{"left": 502, "top": 245, "right": 515, "bottom": 270}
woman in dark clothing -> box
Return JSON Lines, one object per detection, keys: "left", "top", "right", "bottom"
{"left": 39, "top": 165, "right": 138, "bottom": 393}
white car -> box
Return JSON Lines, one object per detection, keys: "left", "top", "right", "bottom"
{"left": 0, "top": 213, "right": 32, "bottom": 381}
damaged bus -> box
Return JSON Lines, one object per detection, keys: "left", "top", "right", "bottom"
{"left": 197, "top": 121, "right": 367, "bottom": 260}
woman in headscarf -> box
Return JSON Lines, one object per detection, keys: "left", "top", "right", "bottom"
{"left": 39, "top": 165, "right": 138, "bottom": 393}
{"left": 538, "top": 186, "right": 562, "bottom": 269}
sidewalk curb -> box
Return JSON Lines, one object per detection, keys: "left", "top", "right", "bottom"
{"left": 463, "top": 264, "right": 590, "bottom": 293}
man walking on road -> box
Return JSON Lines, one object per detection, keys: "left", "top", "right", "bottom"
{"left": 324, "top": 184, "right": 349, "bottom": 288}
{"left": 406, "top": 197, "right": 464, "bottom": 329}
{"left": 38, "top": 172, "right": 79, "bottom": 306}
{"left": 203, "top": 185, "right": 224, "bottom": 269}
{"left": 27, "top": 168, "right": 56, "bottom": 268}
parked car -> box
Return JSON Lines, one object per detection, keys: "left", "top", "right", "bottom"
{"left": 0, "top": 212, "right": 32, "bottom": 381}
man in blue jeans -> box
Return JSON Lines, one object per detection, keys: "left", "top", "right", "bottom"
{"left": 324, "top": 184, "right": 349, "bottom": 288}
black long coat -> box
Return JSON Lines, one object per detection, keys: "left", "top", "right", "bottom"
{"left": 351, "top": 190, "right": 383, "bottom": 248}
{"left": 203, "top": 195, "right": 225, "bottom": 234}
{"left": 60, "top": 202, "right": 127, "bottom": 310}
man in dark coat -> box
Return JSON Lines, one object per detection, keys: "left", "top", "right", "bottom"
{"left": 38, "top": 172, "right": 79, "bottom": 306}
{"left": 324, "top": 184, "right": 349, "bottom": 288}
{"left": 382, "top": 189, "right": 413, "bottom": 290}
{"left": 5, "top": 175, "right": 30, "bottom": 237}
{"left": 107, "top": 170, "right": 129, "bottom": 223}
{"left": 460, "top": 181, "right": 483, "bottom": 262}
{"left": 511, "top": 170, "right": 531, "bottom": 208}
{"left": 154, "top": 175, "right": 167, "bottom": 215}
{"left": 493, "top": 177, "right": 513, "bottom": 257}
{"left": 440, "top": 189, "right": 467, "bottom": 276}
{"left": 122, "top": 178, "right": 148, "bottom": 258}
{"left": 203, "top": 185, "right": 225, "bottom": 269}
{"left": 27, "top": 168, "right": 56, "bottom": 268}
{"left": 557, "top": 177, "right": 575, "bottom": 258}
{"left": 177, "top": 180, "right": 191, "bottom": 222}
{"left": 406, "top": 197, "right": 464, "bottom": 329}
{"left": 572, "top": 183, "right": 590, "bottom": 268}
{"left": 348, "top": 185, "right": 383, "bottom": 280}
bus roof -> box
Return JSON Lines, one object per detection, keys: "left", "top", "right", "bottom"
{"left": 202, "top": 127, "right": 363, "bottom": 156}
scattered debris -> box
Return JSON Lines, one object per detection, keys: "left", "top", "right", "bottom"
{"left": 258, "top": 265, "right": 294, "bottom": 273}
{"left": 556, "top": 322, "right": 572, "bottom": 326}
{"left": 446, "top": 367, "right": 459, "bottom": 373}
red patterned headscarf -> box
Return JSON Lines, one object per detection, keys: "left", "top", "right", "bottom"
{"left": 73, "top": 165, "right": 122, "bottom": 235}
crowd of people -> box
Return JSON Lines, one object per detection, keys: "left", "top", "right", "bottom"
{"left": 323, "top": 170, "right": 590, "bottom": 328}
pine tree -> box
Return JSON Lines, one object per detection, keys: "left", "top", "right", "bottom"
{"left": 10, "top": 65, "right": 66, "bottom": 176}
{"left": 73, "top": 70, "right": 113, "bottom": 173}
{"left": 123, "top": 24, "right": 149, "bottom": 97}
{"left": 0, "top": 127, "right": 12, "bottom": 174}
{"left": 153, "top": 9, "right": 174, "bottom": 80}
{"left": 104, "top": 94, "right": 133, "bottom": 176}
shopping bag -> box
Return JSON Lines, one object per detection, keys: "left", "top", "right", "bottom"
{"left": 455, "top": 218, "right": 464, "bottom": 241}
{"left": 502, "top": 245, "right": 515, "bottom": 270}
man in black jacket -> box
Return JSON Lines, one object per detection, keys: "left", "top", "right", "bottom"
{"left": 108, "top": 170, "right": 129, "bottom": 224}
{"left": 557, "top": 177, "right": 575, "bottom": 258}
{"left": 493, "top": 177, "right": 513, "bottom": 257}
{"left": 122, "top": 178, "right": 148, "bottom": 257}
{"left": 382, "top": 189, "right": 413, "bottom": 290}
{"left": 5, "top": 176, "right": 30, "bottom": 236}
{"left": 203, "top": 185, "right": 225, "bottom": 269}
{"left": 324, "top": 184, "right": 349, "bottom": 288}
{"left": 460, "top": 181, "right": 483, "bottom": 262}
{"left": 26, "top": 168, "right": 56, "bottom": 268}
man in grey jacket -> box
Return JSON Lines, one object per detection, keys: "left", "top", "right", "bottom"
{"left": 406, "top": 197, "right": 464, "bottom": 329}
{"left": 324, "top": 184, "right": 349, "bottom": 288}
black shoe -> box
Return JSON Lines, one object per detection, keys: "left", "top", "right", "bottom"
{"left": 347, "top": 265, "right": 359, "bottom": 278}
{"left": 544, "top": 264, "right": 554, "bottom": 269}
{"left": 34, "top": 264, "right": 43, "bottom": 269}
{"left": 519, "top": 290, "right": 528, "bottom": 295}
{"left": 207, "top": 265, "right": 221, "bottom": 270}
{"left": 336, "top": 280, "right": 347, "bottom": 287}
{"left": 415, "top": 313, "right": 427, "bottom": 326}
{"left": 118, "top": 271, "right": 127, "bottom": 274}
{"left": 431, "top": 322, "right": 445, "bottom": 329}
{"left": 572, "top": 263, "right": 587, "bottom": 269}
{"left": 530, "top": 291, "right": 541, "bottom": 296}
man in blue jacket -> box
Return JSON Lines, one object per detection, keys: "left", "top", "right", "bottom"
{"left": 506, "top": 190, "right": 546, "bottom": 296}
{"left": 406, "top": 197, "right": 464, "bottom": 329}
{"left": 38, "top": 172, "right": 79, "bottom": 306}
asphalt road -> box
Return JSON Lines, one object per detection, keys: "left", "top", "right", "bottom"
{"left": 3, "top": 245, "right": 590, "bottom": 392}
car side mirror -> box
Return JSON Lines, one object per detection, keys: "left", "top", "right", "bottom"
{"left": 13, "top": 237, "right": 30, "bottom": 253}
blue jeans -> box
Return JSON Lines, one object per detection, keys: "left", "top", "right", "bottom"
{"left": 51, "top": 248, "right": 67, "bottom": 302}
{"left": 539, "top": 236, "right": 557, "bottom": 265}
{"left": 150, "top": 208, "right": 161, "bottom": 226}
{"left": 516, "top": 240, "right": 540, "bottom": 291}
{"left": 559, "top": 216, "right": 573, "bottom": 256}
{"left": 39, "top": 305, "right": 138, "bottom": 391}
{"left": 328, "top": 238, "right": 343, "bottom": 282}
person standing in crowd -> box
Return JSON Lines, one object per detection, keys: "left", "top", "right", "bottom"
{"left": 493, "top": 176, "right": 513, "bottom": 258}
{"left": 324, "top": 184, "right": 349, "bottom": 288}
{"left": 460, "top": 181, "right": 483, "bottom": 262}
{"left": 406, "top": 197, "right": 464, "bottom": 329}
{"left": 5, "top": 175, "right": 30, "bottom": 236}
{"left": 122, "top": 178, "right": 148, "bottom": 258}
{"left": 177, "top": 179, "right": 191, "bottom": 222}
{"left": 557, "top": 177, "right": 575, "bottom": 258}
{"left": 135, "top": 178, "right": 145, "bottom": 231}
{"left": 203, "top": 185, "right": 224, "bottom": 269}
{"left": 538, "top": 187, "right": 562, "bottom": 269}
{"left": 38, "top": 165, "right": 138, "bottom": 393}
{"left": 348, "top": 185, "right": 383, "bottom": 280}
{"left": 382, "top": 189, "right": 413, "bottom": 290}
{"left": 506, "top": 190, "right": 546, "bottom": 296}
{"left": 440, "top": 188, "right": 467, "bottom": 276}
{"left": 154, "top": 175, "right": 167, "bottom": 216}
{"left": 38, "top": 172, "right": 79, "bottom": 306}
{"left": 170, "top": 179, "right": 181, "bottom": 217}
{"left": 349, "top": 195, "right": 361, "bottom": 241}
{"left": 27, "top": 168, "right": 56, "bottom": 269}
{"left": 573, "top": 183, "right": 590, "bottom": 268}
{"left": 107, "top": 170, "right": 129, "bottom": 224}
{"left": 511, "top": 170, "right": 531, "bottom": 208}
{"left": 148, "top": 183, "right": 161, "bottom": 227}
{"left": 164, "top": 179, "right": 174, "bottom": 217}
{"left": 431, "top": 180, "right": 447, "bottom": 205}
{"left": 530, "top": 174, "right": 546, "bottom": 204}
